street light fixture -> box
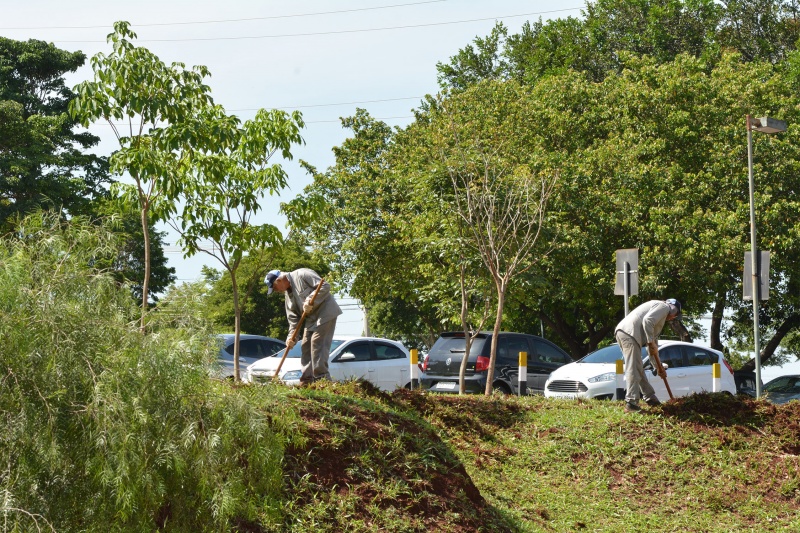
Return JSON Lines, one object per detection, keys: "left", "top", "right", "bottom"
{"left": 746, "top": 115, "right": 786, "bottom": 399}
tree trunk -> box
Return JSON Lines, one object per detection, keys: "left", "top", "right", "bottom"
{"left": 484, "top": 281, "right": 506, "bottom": 396}
{"left": 232, "top": 270, "right": 242, "bottom": 382}
{"left": 139, "top": 202, "right": 151, "bottom": 334}
{"left": 709, "top": 295, "right": 726, "bottom": 352}
{"left": 458, "top": 263, "right": 471, "bottom": 395}
{"left": 761, "top": 314, "right": 800, "bottom": 364}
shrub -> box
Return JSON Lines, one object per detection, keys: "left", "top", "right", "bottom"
{"left": 1, "top": 213, "right": 286, "bottom": 532}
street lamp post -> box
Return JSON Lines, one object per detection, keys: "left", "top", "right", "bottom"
{"left": 746, "top": 115, "right": 786, "bottom": 399}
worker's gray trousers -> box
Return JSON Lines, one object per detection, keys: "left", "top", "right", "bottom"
{"left": 615, "top": 331, "right": 657, "bottom": 404}
{"left": 300, "top": 317, "right": 337, "bottom": 384}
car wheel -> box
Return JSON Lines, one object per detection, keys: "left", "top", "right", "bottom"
{"left": 492, "top": 383, "right": 512, "bottom": 395}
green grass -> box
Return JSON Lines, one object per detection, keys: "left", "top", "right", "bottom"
{"left": 274, "top": 382, "right": 800, "bottom": 533}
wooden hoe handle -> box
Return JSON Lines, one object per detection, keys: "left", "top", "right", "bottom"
{"left": 648, "top": 346, "right": 674, "bottom": 400}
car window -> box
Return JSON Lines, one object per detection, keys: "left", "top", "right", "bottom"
{"left": 239, "top": 339, "right": 269, "bottom": 358}
{"left": 682, "top": 346, "right": 718, "bottom": 367}
{"left": 259, "top": 340, "right": 283, "bottom": 356}
{"left": 374, "top": 343, "right": 406, "bottom": 360}
{"left": 498, "top": 336, "right": 529, "bottom": 364}
{"left": 264, "top": 341, "right": 286, "bottom": 355}
{"left": 765, "top": 376, "right": 800, "bottom": 393}
{"left": 659, "top": 346, "right": 685, "bottom": 368}
{"left": 338, "top": 342, "right": 371, "bottom": 362}
{"left": 534, "top": 340, "right": 570, "bottom": 365}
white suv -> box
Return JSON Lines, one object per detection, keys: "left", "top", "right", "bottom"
{"left": 544, "top": 340, "right": 736, "bottom": 401}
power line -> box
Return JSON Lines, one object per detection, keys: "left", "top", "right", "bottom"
{"left": 85, "top": 114, "right": 414, "bottom": 129}
{"left": 0, "top": 1, "right": 448, "bottom": 30}
{"left": 51, "top": 8, "right": 584, "bottom": 43}
{"left": 257, "top": 96, "right": 423, "bottom": 111}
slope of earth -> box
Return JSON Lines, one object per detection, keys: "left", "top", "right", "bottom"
{"left": 274, "top": 381, "right": 800, "bottom": 532}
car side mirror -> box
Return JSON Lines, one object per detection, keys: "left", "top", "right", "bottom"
{"left": 339, "top": 353, "right": 356, "bottom": 361}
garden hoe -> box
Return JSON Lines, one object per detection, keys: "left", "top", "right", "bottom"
{"left": 647, "top": 342, "right": 674, "bottom": 400}
{"left": 272, "top": 278, "right": 325, "bottom": 381}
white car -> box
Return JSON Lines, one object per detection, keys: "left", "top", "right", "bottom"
{"left": 245, "top": 336, "right": 413, "bottom": 391}
{"left": 544, "top": 340, "right": 737, "bottom": 401}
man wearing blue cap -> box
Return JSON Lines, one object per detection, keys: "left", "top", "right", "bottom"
{"left": 615, "top": 298, "right": 682, "bottom": 412}
{"left": 265, "top": 268, "right": 342, "bottom": 384}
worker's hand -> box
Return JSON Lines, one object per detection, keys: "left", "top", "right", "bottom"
{"left": 303, "top": 297, "right": 314, "bottom": 314}
{"left": 286, "top": 337, "right": 297, "bottom": 350}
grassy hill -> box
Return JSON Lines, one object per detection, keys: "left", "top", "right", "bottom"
{"left": 277, "top": 382, "right": 800, "bottom": 532}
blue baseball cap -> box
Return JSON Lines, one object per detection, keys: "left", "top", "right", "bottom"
{"left": 665, "top": 298, "right": 682, "bottom": 319}
{"left": 265, "top": 270, "right": 281, "bottom": 294}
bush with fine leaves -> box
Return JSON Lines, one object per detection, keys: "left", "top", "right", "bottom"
{"left": 0, "top": 213, "right": 286, "bottom": 532}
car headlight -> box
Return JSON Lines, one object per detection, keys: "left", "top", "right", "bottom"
{"left": 282, "top": 370, "right": 302, "bottom": 381}
{"left": 588, "top": 372, "right": 616, "bottom": 383}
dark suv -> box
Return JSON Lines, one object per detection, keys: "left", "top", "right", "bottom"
{"left": 420, "top": 331, "right": 573, "bottom": 395}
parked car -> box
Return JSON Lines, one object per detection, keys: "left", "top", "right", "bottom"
{"left": 215, "top": 334, "right": 286, "bottom": 380}
{"left": 245, "top": 336, "right": 413, "bottom": 391}
{"left": 544, "top": 340, "right": 737, "bottom": 401}
{"left": 733, "top": 369, "right": 759, "bottom": 397}
{"left": 762, "top": 375, "right": 800, "bottom": 404}
{"left": 420, "top": 331, "right": 573, "bottom": 395}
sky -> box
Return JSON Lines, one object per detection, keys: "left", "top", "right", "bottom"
{"left": 3, "top": 0, "right": 584, "bottom": 336}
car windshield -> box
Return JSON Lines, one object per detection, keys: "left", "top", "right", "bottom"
{"left": 764, "top": 376, "right": 800, "bottom": 393}
{"left": 579, "top": 344, "right": 647, "bottom": 363}
{"left": 271, "top": 339, "right": 346, "bottom": 358}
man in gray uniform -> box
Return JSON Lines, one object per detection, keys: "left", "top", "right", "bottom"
{"left": 615, "top": 298, "right": 682, "bottom": 412}
{"left": 265, "top": 268, "right": 342, "bottom": 384}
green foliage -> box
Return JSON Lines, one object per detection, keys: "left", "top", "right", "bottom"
{"left": 0, "top": 37, "right": 110, "bottom": 232}
{"left": 0, "top": 213, "right": 290, "bottom": 531}
{"left": 290, "top": 109, "right": 449, "bottom": 346}
{"left": 437, "top": 0, "right": 800, "bottom": 91}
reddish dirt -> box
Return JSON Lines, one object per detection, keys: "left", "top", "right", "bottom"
{"left": 281, "top": 383, "right": 505, "bottom": 532}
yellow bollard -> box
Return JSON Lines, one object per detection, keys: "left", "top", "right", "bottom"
{"left": 518, "top": 351, "right": 527, "bottom": 396}
{"left": 615, "top": 359, "right": 625, "bottom": 400}
{"left": 410, "top": 348, "right": 419, "bottom": 390}
{"left": 712, "top": 362, "right": 721, "bottom": 393}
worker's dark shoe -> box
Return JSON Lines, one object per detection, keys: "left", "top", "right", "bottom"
{"left": 624, "top": 402, "right": 641, "bottom": 413}
{"left": 645, "top": 397, "right": 661, "bottom": 407}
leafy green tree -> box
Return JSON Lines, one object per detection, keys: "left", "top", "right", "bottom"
{"left": 420, "top": 81, "right": 558, "bottom": 394}
{"left": 718, "top": 0, "right": 800, "bottom": 63}
{"left": 437, "top": 0, "right": 800, "bottom": 91}
{"left": 288, "top": 109, "right": 449, "bottom": 347}
{"left": 170, "top": 104, "right": 304, "bottom": 380}
{"left": 71, "top": 21, "right": 215, "bottom": 331}
{"left": 436, "top": 23, "right": 510, "bottom": 90}
{"left": 0, "top": 37, "right": 110, "bottom": 232}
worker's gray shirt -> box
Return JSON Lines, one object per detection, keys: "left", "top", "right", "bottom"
{"left": 615, "top": 300, "right": 671, "bottom": 347}
{"left": 284, "top": 268, "right": 342, "bottom": 338}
